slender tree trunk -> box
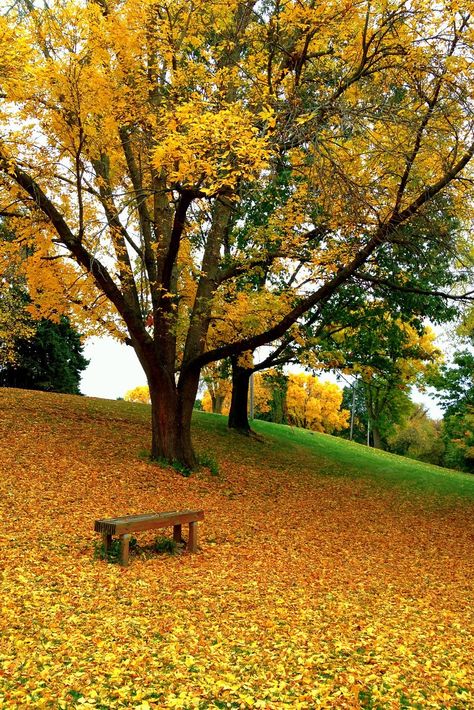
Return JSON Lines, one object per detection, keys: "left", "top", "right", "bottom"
{"left": 214, "top": 394, "right": 225, "bottom": 414}
{"left": 228, "top": 356, "right": 252, "bottom": 433}
{"left": 210, "top": 393, "right": 217, "bottom": 413}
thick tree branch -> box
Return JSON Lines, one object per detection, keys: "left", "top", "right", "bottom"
{"left": 188, "top": 141, "right": 474, "bottom": 372}
{"left": 188, "top": 231, "right": 383, "bottom": 372}
{"left": 217, "top": 252, "right": 282, "bottom": 285}
{"left": 392, "top": 141, "right": 474, "bottom": 224}
{"left": 0, "top": 150, "right": 149, "bottom": 341}
{"left": 159, "top": 191, "right": 193, "bottom": 295}
{"left": 217, "top": 227, "right": 325, "bottom": 284}
{"left": 118, "top": 125, "right": 158, "bottom": 287}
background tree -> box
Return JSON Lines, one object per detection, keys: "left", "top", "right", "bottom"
{"left": 285, "top": 373, "right": 349, "bottom": 434}
{"left": 202, "top": 367, "right": 274, "bottom": 420}
{"left": 0, "top": 316, "right": 88, "bottom": 394}
{"left": 313, "top": 300, "right": 443, "bottom": 448}
{"left": 1, "top": 1, "right": 474, "bottom": 467}
{"left": 124, "top": 386, "right": 151, "bottom": 405}
{"left": 387, "top": 403, "right": 445, "bottom": 466}
{"left": 225, "top": 192, "right": 471, "bottom": 435}
{"left": 202, "top": 362, "right": 232, "bottom": 415}
{"left": 254, "top": 370, "right": 287, "bottom": 425}
{"left": 0, "top": 280, "right": 35, "bottom": 368}
{"left": 0, "top": 221, "right": 35, "bottom": 365}
{"left": 427, "top": 350, "right": 474, "bottom": 471}
{"left": 427, "top": 350, "right": 474, "bottom": 415}
{"left": 0, "top": 220, "right": 88, "bottom": 394}
{"left": 442, "top": 409, "right": 474, "bottom": 472}
{"left": 341, "top": 379, "right": 369, "bottom": 445}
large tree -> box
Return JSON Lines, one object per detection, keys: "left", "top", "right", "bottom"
{"left": 225, "top": 205, "right": 471, "bottom": 435}
{"left": 1, "top": 1, "right": 474, "bottom": 466}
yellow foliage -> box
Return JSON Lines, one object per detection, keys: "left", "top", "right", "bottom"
{"left": 202, "top": 369, "right": 272, "bottom": 417}
{"left": 153, "top": 105, "right": 269, "bottom": 195}
{"left": 0, "top": 0, "right": 472, "bottom": 352}
{"left": 0, "top": 291, "right": 35, "bottom": 366}
{"left": 202, "top": 387, "right": 230, "bottom": 416}
{"left": 0, "top": 238, "right": 35, "bottom": 365}
{"left": 208, "top": 292, "right": 294, "bottom": 350}
{"left": 286, "top": 373, "right": 349, "bottom": 434}
{"left": 254, "top": 374, "right": 273, "bottom": 415}
{"left": 124, "top": 386, "right": 150, "bottom": 404}
{"left": 202, "top": 363, "right": 232, "bottom": 414}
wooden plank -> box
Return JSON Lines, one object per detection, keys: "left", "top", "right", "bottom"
{"left": 188, "top": 521, "right": 198, "bottom": 553}
{"left": 113, "top": 511, "right": 204, "bottom": 535}
{"left": 95, "top": 510, "right": 204, "bottom": 535}
{"left": 120, "top": 534, "right": 131, "bottom": 567}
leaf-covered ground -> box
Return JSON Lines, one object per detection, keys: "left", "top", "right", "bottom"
{"left": 0, "top": 389, "right": 473, "bottom": 709}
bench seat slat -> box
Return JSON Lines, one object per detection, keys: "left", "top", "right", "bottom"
{"left": 94, "top": 509, "right": 204, "bottom": 535}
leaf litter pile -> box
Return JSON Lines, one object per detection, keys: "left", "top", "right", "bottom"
{"left": 0, "top": 389, "right": 473, "bottom": 709}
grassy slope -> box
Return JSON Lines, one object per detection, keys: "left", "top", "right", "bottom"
{"left": 197, "top": 411, "right": 474, "bottom": 503}
{"left": 0, "top": 389, "right": 473, "bottom": 710}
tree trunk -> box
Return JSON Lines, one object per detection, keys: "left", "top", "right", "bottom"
{"left": 210, "top": 393, "right": 217, "bottom": 413}
{"left": 147, "top": 367, "right": 198, "bottom": 470}
{"left": 214, "top": 394, "right": 225, "bottom": 414}
{"left": 371, "top": 424, "right": 384, "bottom": 450}
{"left": 228, "top": 356, "right": 252, "bottom": 433}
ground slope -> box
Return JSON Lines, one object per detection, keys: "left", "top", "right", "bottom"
{"left": 0, "top": 389, "right": 473, "bottom": 709}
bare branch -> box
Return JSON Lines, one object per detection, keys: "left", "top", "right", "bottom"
{"left": 357, "top": 273, "right": 474, "bottom": 302}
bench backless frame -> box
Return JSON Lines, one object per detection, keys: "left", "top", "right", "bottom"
{"left": 94, "top": 510, "right": 204, "bottom": 566}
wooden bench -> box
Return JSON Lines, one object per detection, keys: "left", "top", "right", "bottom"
{"left": 94, "top": 509, "right": 204, "bottom": 566}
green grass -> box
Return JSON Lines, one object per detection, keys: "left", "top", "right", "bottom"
{"left": 191, "top": 410, "right": 474, "bottom": 503}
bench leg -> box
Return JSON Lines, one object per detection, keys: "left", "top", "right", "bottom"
{"left": 188, "top": 521, "right": 198, "bottom": 553}
{"left": 102, "top": 532, "right": 112, "bottom": 556}
{"left": 173, "top": 524, "right": 182, "bottom": 544}
{"left": 120, "top": 534, "right": 131, "bottom": 567}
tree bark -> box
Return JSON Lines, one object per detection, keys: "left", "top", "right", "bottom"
{"left": 228, "top": 356, "right": 252, "bottom": 433}
{"left": 141, "top": 358, "right": 199, "bottom": 470}
{"left": 214, "top": 394, "right": 225, "bottom": 414}
{"left": 210, "top": 393, "right": 217, "bottom": 413}
{"left": 371, "top": 424, "right": 384, "bottom": 450}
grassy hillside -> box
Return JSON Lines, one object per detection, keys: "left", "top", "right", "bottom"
{"left": 0, "top": 388, "right": 473, "bottom": 709}
{"left": 196, "top": 411, "right": 474, "bottom": 503}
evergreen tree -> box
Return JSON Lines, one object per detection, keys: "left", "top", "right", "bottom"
{"left": 0, "top": 316, "right": 88, "bottom": 394}
{"left": 427, "top": 350, "right": 474, "bottom": 472}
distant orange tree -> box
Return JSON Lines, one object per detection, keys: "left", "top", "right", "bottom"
{"left": 286, "top": 374, "right": 349, "bottom": 434}
{"left": 202, "top": 362, "right": 232, "bottom": 415}
{"left": 124, "top": 386, "right": 150, "bottom": 405}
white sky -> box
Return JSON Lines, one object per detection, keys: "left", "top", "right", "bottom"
{"left": 80, "top": 336, "right": 444, "bottom": 418}
{"left": 80, "top": 336, "right": 145, "bottom": 400}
